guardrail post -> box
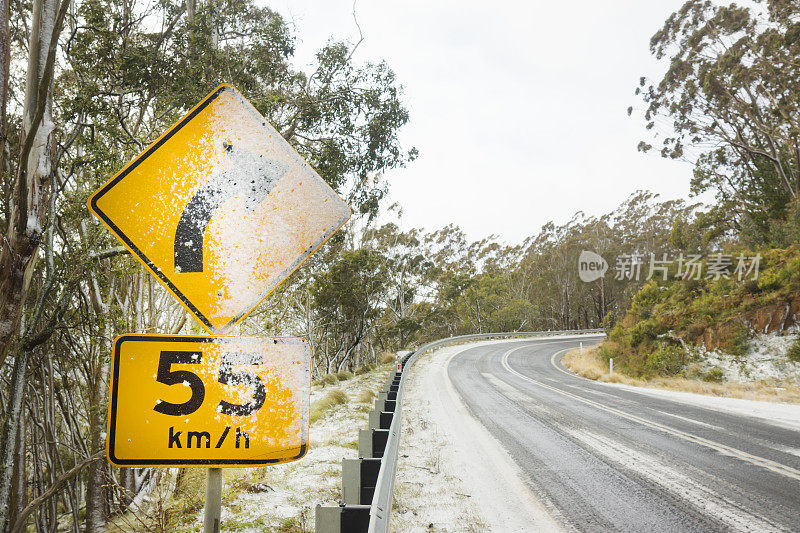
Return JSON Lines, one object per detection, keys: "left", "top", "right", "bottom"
{"left": 315, "top": 504, "right": 371, "bottom": 533}
{"left": 358, "top": 428, "right": 389, "bottom": 458}
{"left": 374, "top": 398, "right": 396, "bottom": 413}
{"left": 342, "top": 457, "right": 382, "bottom": 505}
{"left": 368, "top": 410, "right": 394, "bottom": 430}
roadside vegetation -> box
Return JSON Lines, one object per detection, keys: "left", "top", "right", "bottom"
{"left": 592, "top": 1, "right": 800, "bottom": 386}
{"left": 564, "top": 346, "right": 800, "bottom": 404}
{"left": 600, "top": 243, "right": 800, "bottom": 379}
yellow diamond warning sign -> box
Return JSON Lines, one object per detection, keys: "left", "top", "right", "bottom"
{"left": 88, "top": 85, "right": 350, "bottom": 333}
{"left": 107, "top": 335, "right": 310, "bottom": 467}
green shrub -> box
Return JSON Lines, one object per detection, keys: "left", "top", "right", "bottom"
{"left": 608, "top": 323, "right": 627, "bottom": 342}
{"left": 597, "top": 342, "right": 617, "bottom": 363}
{"left": 602, "top": 310, "right": 617, "bottom": 334}
{"left": 701, "top": 367, "right": 726, "bottom": 382}
{"left": 646, "top": 344, "right": 689, "bottom": 376}
{"left": 629, "top": 319, "right": 659, "bottom": 346}
{"left": 743, "top": 279, "right": 760, "bottom": 294}
{"left": 629, "top": 281, "right": 662, "bottom": 320}
{"left": 724, "top": 323, "right": 750, "bottom": 357}
{"left": 335, "top": 371, "right": 353, "bottom": 381}
{"left": 788, "top": 338, "right": 800, "bottom": 363}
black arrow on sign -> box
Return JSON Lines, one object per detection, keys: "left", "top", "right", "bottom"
{"left": 174, "top": 143, "right": 288, "bottom": 273}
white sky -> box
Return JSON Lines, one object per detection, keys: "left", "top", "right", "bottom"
{"left": 274, "top": 1, "right": 695, "bottom": 244}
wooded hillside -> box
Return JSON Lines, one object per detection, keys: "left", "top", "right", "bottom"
{"left": 1, "top": 0, "right": 799, "bottom": 530}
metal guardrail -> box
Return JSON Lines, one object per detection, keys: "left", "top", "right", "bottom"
{"left": 316, "top": 329, "right": 605, "bottom": 533}
{"left": 366, "top": 329, "right": 604, "bottom": 533}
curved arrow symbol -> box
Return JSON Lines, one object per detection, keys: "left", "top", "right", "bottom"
{"left": 174, "top": 144, "right": 288, "bottom": 273}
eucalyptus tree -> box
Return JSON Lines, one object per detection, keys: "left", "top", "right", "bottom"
{"left": 636, "top": 0, "right": 800, "bottom": 243}
{"left": 0, "top": 0, "right": 414, "bottom": 529}
{"left": 310, "top": 247, "right": 389, "bottom": 373}
{"left": 364, "top": 223, "right": 432, "bottom": 350}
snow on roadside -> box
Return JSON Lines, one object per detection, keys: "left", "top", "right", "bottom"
{"left": 179, "top": 365, "right": 391, "bottom": 531}
{"left": 695, "top": 331, "right": 800, "bottom": 384}
{"left": 391, "top": 341, "right": 561, "bottom": 533}
{"left": 604, "top": 381, "right": 800, "bottom": 432}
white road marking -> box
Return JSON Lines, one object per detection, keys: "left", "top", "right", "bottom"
{"left": 502, "top": 345, "right": 800, "bottom": 482}
{"left": 481, "top": 372, "right": 544, "bottom": 408}
{"left": 775, "top": 446, "right": 800, "bottom": 458}
{"left": 576, "top": 388, "right": 618, "bottom": 399}
{"left": 550, "top": 348, "right": 587, "bottom": 378}
{"left": 657, "top": 411, "right": 724, "bottom": 431}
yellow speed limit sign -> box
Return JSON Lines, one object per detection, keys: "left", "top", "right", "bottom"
{"left": 107, "top": 335, "right": 310, "bottom": 467}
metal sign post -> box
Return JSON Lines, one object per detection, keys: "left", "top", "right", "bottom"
{"left": 204, "top": 468, "right": 222, "bottom": 533}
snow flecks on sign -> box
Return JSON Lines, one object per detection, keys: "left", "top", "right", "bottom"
{"left": 189, "top": 87, "right": 352, "bottom": 327}
{"left": 178, "top": 365, "right": 391, "bottom": 531}
{"left": 88, "top": 85, "right": 350, "bottom": 333}
{"left": 109, "top": 337, "right": 309, "bottom": 467}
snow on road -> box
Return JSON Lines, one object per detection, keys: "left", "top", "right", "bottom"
{"left": 391, "top": 341, "right": 561, "bottom": 532}
{"left": 604, "top": 380, "right": 800, "bottom": 432}
{"left": 391, "top": 335, "right": 800, "bottom": 532}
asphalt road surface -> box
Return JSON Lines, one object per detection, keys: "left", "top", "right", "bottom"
{"left": 447, "top": 337, "right": 800, "bottom": 532}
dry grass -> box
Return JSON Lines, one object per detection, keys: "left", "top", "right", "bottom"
{"left": 314, "top": 373, "right": 338, "bottom": 387}
{"left": 309, "top": 388, "right": 349, "bottom": 423}
{"left": 380, "top": 352, "right": 396, "bottom": 365}
{"left": 335, "top": 371, "right": 354, "bottom": 381}
{"left": 357, "top": 388, "right": 376, "bottom": 404}
{"left": 354, "top": 363, "right": 376, "bottom": 375}
{"left": 563, "top": 346, "right": 800, "bottom": 404}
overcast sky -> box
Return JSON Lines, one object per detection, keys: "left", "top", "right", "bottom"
{"left": 274, "top": 1, "right": 694, "bottom": 244}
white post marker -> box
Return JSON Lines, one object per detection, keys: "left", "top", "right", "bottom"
{"left": 610, "top": 358, "right": 614, "bottom": 377}
{"left": 580, "top": 342, "right": 583, "bottom": 354}
{"left": 204, "top": 468, "right": 222, "bottom": 533}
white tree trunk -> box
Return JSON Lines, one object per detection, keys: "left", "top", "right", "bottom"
{"left": 0, "top": 0, "right": 59, "bottom": 528}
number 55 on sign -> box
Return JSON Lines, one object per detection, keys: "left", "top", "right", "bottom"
{"left": 107, "top": 335, "right": 310, "bottom": 467}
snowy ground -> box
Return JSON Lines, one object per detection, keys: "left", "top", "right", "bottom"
{"left": 695, "top": 331, "right": 800, "bottom": 384}
{"left": 391, "top": 341, "right": 561, "bottom": 533}
{"left": 169, "top": 365, "right": 391, "bottom": 532}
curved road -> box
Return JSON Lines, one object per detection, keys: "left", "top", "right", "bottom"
{"left": 447, "top": 337, "right": 800, "bottom": 532}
